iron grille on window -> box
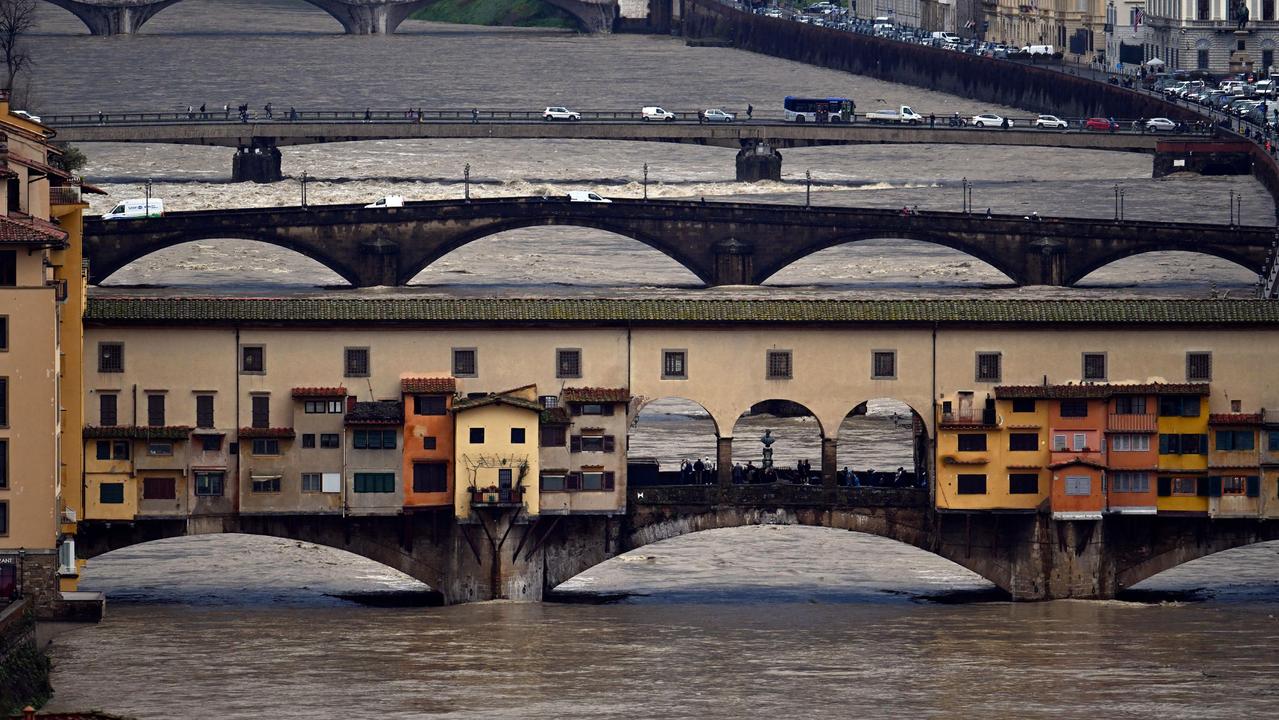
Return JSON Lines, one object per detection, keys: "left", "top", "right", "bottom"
{"left": 663, "top": 350, "right": 687, "bottom": 379}
{"left": 453, "top": 348, "right": 477, "bottom": 376}
{"left": 344, "top": 347, "right": 370, "bottom": 377}
{"left": 975, "top": 352, "right": 1001, "bottom": 382}
{"left": 872, "top": 351, "right": 896, "bottom": 379}
{"left": 556, "top": 349, "right": 582, "bottom": 378}
{"left": 766, "top": 350, "right": 792, "bottom": 380}
{"left": 241, "top": 346, "right": 264, "bottom": 373}
{"left": 1186, "top": 352, "right": 1211, "bottom": 382}
{"left": 99, "top": 342, "right": 124, "bottom": 372}
{"left": 1082, "top": 353, "right": 1106, "bottom": 381}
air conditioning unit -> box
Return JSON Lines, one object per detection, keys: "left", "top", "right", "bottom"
{"left": 58, "top": 540, "right": 77, "bottom": 576}
{"left": 61, "top": 508, "right": 77, "bottom": 523}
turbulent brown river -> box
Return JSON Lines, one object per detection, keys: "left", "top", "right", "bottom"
{"left": 28, "top": 2, "right": 1279, "bottom": 717}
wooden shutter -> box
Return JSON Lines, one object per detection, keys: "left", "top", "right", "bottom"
{"left": 603, "top": 435, "right": 615, "bottom": 452}
{"left": 603, "top": 471, "right": 615, "bottom": 490}
{"left": 1197, "top": 477, "right": 1213, "bottom": 497}
{"left": 1198, "top": 434, "right": 1209, "bottom": 455}
{"left": 570, "top": 435, "right": 581, "bottom": 453}
{"left": 566, "top": 472, "right": 581, "bottom": 490}
{"left": 602, "top": 403, "right": 614, "bottom": 416}
{"left": 571, "top": 404, "right": 582, "bottom": 416}
{"left": 1158, "top": 434, "right": 1169, "bottom": 454}
{"left": 1156, "top": 476, "right": 1171, "bottom": 497}
{"left": 1246, "top": 476, "right": 1261, "bottom": 498}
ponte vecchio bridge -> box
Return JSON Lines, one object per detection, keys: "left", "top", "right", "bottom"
{"left": 84, "top": 197, "right": 1274, "bottom": 287}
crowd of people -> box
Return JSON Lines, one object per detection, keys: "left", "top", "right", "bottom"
{"left": 673, "top": 457, "right": 924, "bottom": 489}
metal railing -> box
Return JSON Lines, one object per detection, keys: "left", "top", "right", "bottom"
{"left": 49, "top": 185, "right": 81, "bottom": 205}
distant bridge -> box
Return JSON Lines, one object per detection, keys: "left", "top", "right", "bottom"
{"left": 83, "top": 197, "right": 1274, "bottom": 287}
{"left": 40, "top": 0, "right": 618, "bottom": 35}
{"left": 46, "top": 112, "right": 1198, "bottom": 182}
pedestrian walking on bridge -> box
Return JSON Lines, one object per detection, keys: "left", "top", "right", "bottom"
{"left": 746, "top": 103, "right": 753, "bottom": 120}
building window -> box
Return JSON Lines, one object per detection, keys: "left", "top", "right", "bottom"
{"left": 1171, "top": 477, "right": 1198, "bottom": 495}
{"left": 871, "top": 350, "right": 896, "bottom": 380}
{"left": 469, "top": 427, "right": 484, "bottom": 444}
{"left": 95, "top": 440, "right": 130, "bottom": 460}
{"left": 0, "top": 316, "right": 5, "bottom": 351}
{"left": 1160, "top": 433, "right": 1208, "bottom": 455}
{"left": 1082, "top": 352, "right": 1106, "bottom": 381}
{"left": 200, "top": 434, "right": 222, "bottom": 452}
{"left": 412, "top": 463, "right": 448, "bottom": 493}
{"left": 1011, "top": 399, "right": 1036, "bottom": 413}
{"left": 1008, "top": 473, "right": 1039, "bottom": 494}
{"left": 1008, "top": 433, "right": 1038, "bottom": 451}
{"left": 1064, "top": 476, "right": 1091, "bottom": 496}
{"left": 540, "top": 426, "right": 566, "bottom": 447}
{"left": 539, "top": 395, "right": 558, "bottom": 409}
{"left": 414, "top": 395, "right": 446, "bottom": 415}
{"left": 581, "top": 472, "right": 607, "bottom": 490}
{"left": 1052, "top": 434, "right": 1067, "bottom": 451}
{"left": 1159, "top": 395, "right": 1201, "bottom": 417}
{"left": 320, "top": 433, "right": 340, "bottom": 449}
{"left": 1265, "top": 49, "right": 1276, "bottom": 70}
{"left": 143, "top": 476, "right": 176, "bottom": 500}
{"left": 354, "top": 473, "right": 396, "bottom": 493}
{"left": 1269, "top": 431, "right": 1279, "bottom": 452}
{"left": 975, "top": 352, "right": 1001, "bottom": 383}
{"left": 1111, "top": 434, "right": 1150, "bottom": 452}
{"left": 146, "top": 441, "right": 173, "bottom": 456}
{"left": 301, "top": 434, "right": 316, "bottom": 448}
{"left": 541, "top": 473, "right": 566, "bottom": 491}
{"left": 99, "top": 482, "right": 125, "bottom": 504}
{"left": 301, "top": 473, "right": 323, "bottom": 493}
{"left": 452, "top": 348, "right": 477, "bottom": 377}
{"left": 662, "top": 349, "right": 687, "bottom": 379}
{"left": 98, "top": 342, "right": 124, "bottom": 373}
{"left": 1060, "top": 400, "right": 1088, "bottom": 418}
{"left": 196, "top": 394, "right": 215, "bottom": 428}
{"left": 303, "top": 399, "right": 344, "bottom": 414}
{"left": 146, "top": 394, "right": 166, "bottom": 426}
{"left": 556, "top": 348, "right": 582, "bottom": 379}
{"left": 956, "top": 474, "right": 987, "bottom": 494}
{"left": 0, "top": 500, "right": 6, "bottom": 536}
{"left": 99, "top": 393, "right": 118, "bottom": 426}
{"left": 1112, "top": 471, "right": 1150, "bottom": 493}
{"left": 240, "top": 345, "right": 265, "bottom": 374}
{"left": 957, "top": 434, "right": 987, "bottom": 452}
{"left": 766, "top": 350, "right": 792, "bottom": 380}
{"left": 511, "top": 427, "right": 526, "bottom": 444}
{"left": 1216, "top": 430, "right": 1255, "bottom": 451}
{"left": 1221, "top": 476, "right": 1247, "bottom": 495}
{"left": 1114, "top": 396, "right": 1146, "bottom": 415}
{"left": 573, "top": 403, "right": 611, "bottom": 416}
{"left": 1072, "top": 433, "right": 1088, "bottom": 451}
{"left": 194, "top": 471, "right": 225, "bottom": 496}
{"left": 1186, "top": 352, "right": 1211, "bottom": 382}
{"left": 0, "top": 439, "right": 6, "bottom": 489}
{"left": 353, "top": 429, "right": 397, "bottom": 450}
{"left": 422, "top": 436, "right": 437, "bottom": 450}
{"left": 1197, "top": 48, "right": 1209, "bottom": 69}
{"left": 248, "top": 476, "right": 279, "bottom": 493}
{"left": 0, "top": 250, "right": 13, "bottom": 286}
{"left": 251, "top": 438, "right": 280, "bottom": 455}
{"left": 341, "top": 347, "right": 370, "bottom": 378}
{"left": 251, "top": 395, "right": 270, "bottom": 428}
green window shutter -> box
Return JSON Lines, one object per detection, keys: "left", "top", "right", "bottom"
{"left": 1199, "top": 434, "right": 1209, "bottom": 455}
{"left": 1216, "top": 431, "right": 1231, "bottom": 451}
{"left": 1159, "top": 434, "right": 1170, "bottom": 454}
{"left": 1157, "top": 476, "right": 1172, "bottom": 497}
{"left": 1246, "top": 476, "right": 1261, "bottom": 497}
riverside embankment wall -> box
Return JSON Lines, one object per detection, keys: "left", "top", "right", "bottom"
{"left": 0, "top": 601, "right": 51, "bottom": 716}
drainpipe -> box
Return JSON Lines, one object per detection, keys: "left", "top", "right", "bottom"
{"left": 930, "top": 322, "right": 938, "bottom": 511}
{"left": 233, "top": 327, "right": 240, "bottom": 516}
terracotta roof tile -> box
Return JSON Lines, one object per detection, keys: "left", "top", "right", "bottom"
{"left": 237, "top": 427, "right": 296, "bottom": 439}
{"left": 541, "top": 406, "right": 572, "bottom": 425}
{"left": 996, "top": 382, "right": 1210, "bottom": 399}
{"left": 0, "top": 214, "right": 67, "bottom": 246}
{"left": 291, "top": 386, "right": 347, "bottom": 398}
{"left": 1048, "top": 457, "right": 1107, "bottom": 470}
{"left": 562, "top": 387, "right": 631, "bottom": 403}
{"left": 83, "top": 425, "right": 193, "bottom": 440}
{"left": 345, "top": 400, "right": 402, "bottom": 425}
{"left": 1209, "top": 413, "right": 1263, "bottom": 425}
{"left": 401, "top": 377, "right": 456, "bottom": 394}
{"left": 453, "top": 394, "right": 544, "bottom": 413}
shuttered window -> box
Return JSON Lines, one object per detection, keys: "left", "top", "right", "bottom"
{"left": 1064, "top": 476, "right": 1091, "bottom": 496}
{"left": 196, "top": 395, "right": 214, "bottom": 428}
{"left": 957, "top": 434, "right": 987, "bottom": 452}
{"left": 354, "top": 473, "right": 396, "bottom": 493}
{"left": 251, "top": 395, "right": 270, "bottom": 428}
{"left": 143, "top": 477, "right": 176, "bottom": 500}
{"left": 956, "top": 474, "right": 987, "bottom": 494}
{"left": 540, "top": 426, "right": 566, "bottom": 447}
{"left": 99, "top": 393, "right": 118, "bottom": 426}
{"left": 1008, "top": 473, "right": 1039, "bottom": 494}
{"left": 412, "top": 463, "right": 448, "bottom": 493}
{"left": 1008, "top": 433, "right": 1038, "bottom": 451}
{"left": 147, "top": 394, "right": 166, "bottom": 427}
{"left": 0, "top": 439, "right": 7, "bottom": 489}
{"left": 414, "top": 395, "right": 446, "bottom": 415}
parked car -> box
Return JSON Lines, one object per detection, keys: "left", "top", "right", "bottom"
{"left": 566, "top": 190, "right": 611, "bottom": 203}
{"left": 102, "top": 198, "right": 164, "bottom": 220}
{"left": 970, "top": 113, "right": 1010, "bottom": 128}
{"left": 1083, "top": 117, "right": 1115, "bottom": 131}
{"left": 543, "top": 106, "right": 580, "bottom": 121}
{"left": 1144, "top": 117, "right": 1177, "bottom": 132}
{"left": 1033, "top": 114, "right": 1069, "bottom": 129}
{"left": 641, "top": 106, "right": 676, "bottom": 121}
{"left": 702, "top": 108, "right": 735, "bottom": 122}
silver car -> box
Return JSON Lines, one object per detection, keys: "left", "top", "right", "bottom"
{"left": 702, "top": 108, "right": 735, "bottom": 122}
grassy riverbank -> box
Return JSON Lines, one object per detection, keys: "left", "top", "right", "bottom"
{"left": 412, "top": 0, "right": 578, "bottom": 29}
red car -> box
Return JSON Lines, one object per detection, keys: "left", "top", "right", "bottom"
{"left": 1083, "top": 117, "right": 1116, "bottom": 131}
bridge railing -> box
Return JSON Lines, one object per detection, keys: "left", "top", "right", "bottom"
{"left": 631, "top": 483, "right": 927, "bottom": 508}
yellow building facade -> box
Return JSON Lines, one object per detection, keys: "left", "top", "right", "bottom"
{"left": 452, "top": 387, "right": 543, "bottom": 520}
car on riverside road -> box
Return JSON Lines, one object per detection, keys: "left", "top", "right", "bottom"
{"left": 642, "top": 106, "right": 677, "bottom": 121}
{"left": 1033, "top": 114, "right": 1069, "bottom": 129}
{"left": 1145, "top": 117, "right": 1177, "bottom": 132}
{"left": 970, "top": 113, "right": 1011, "bottom": 128}
{"left": 566, "top": 190, "right": 611, "bottom": 203}
{"left": 702, "top": 108, "right": 735, "bottom": 122}
{"left": 543, "top": 106, "right": 581, "bottom": 121}
{"left": 1083, "top": 117, "right": 1116, "bottom": 131}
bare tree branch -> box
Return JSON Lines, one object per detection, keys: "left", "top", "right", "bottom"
{"left": 0, "top": 0, "right": 35, "bottom": 93}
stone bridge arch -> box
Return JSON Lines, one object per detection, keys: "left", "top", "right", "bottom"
{"left": 1062, "top": 246, "right": 1266, "bottom": 287}
{"left": 1111, "top": 518, "right": 1279, "bottom": 591}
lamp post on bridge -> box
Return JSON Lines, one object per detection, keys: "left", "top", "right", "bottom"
{"left": 961, "top": 177, "right": 972, "bottom": 214}
{"left": 299, "top": 171, "right": 308, "bottom": 208}
{"left": 643, "top": 163, "right": 648, "bottom": 200}
{"left": 805, "top": 169, "right": 812, "bottom": 207}
{"left": 464, "top": 163, "right": 471, "bottom": 201}
{"left": 1113, "top": 183, "right": 1125, "bottom": 221}
{"left": 144, "top": 178, "right": 152, "bottom": 215}
{"left": 1230, "top": 189, "right": 1237, "bottom": 226}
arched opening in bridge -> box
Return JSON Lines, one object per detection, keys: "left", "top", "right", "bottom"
{"left": 76, "top": 534, "right": 431, "bottom": 606}
{"left": 731, "top": 400, "right": 823, "bottom": 482}
{"left": 553, "top": 526, "right": 994, "bottom": 603}
{"left": 836, "top": 398, "right": 928, "bottom": 488}
{"left": 1124, "top": 539, "right": 1279, "bottom": 602}
{"left": 406, "top": 226, "right": 704, "bottom": 291}
{"left": 627, "top": 397, "right": 719, "bottom": 484}
{"left": 98, "top": 239, "right": 348, "bottom": 289}
{"left": 1072, "top": 251, "right": 1259, "bottom": 296}
{"left": 760, "top": 238, "right": 1015, "bottom": 290}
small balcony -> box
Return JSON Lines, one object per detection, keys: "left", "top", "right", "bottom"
{"left": 471, "top": 487, "right": 523, "bottom": 507}
{"left": 49, "top": 185, "right": 82, "bottom": 205}
{"left": 941, "top": 408, "right": 998, "bottom": 427}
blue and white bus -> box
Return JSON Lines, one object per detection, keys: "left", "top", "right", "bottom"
{"left": 784, "top": 96, "right": 854, "bottom": 122}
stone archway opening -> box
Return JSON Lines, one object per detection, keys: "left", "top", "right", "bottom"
{"left": 1072, "top": 250, "right": 1258, "bottom": 295}
{"left": 627, "top": 397, "right": 720, "bottom": 486}
{"left": 760, "top": 237, "right": 1016, "bottom": 290}
{"left": 836, "top": 398, "right": 929, "bottom": 488}
{"left": 730, "top": 399, "right": 824, "bottom": 483}
{"left": 1123, "top": 539, "right": 1279, "bottom": 601}
{"left": 97, "top": 238, "right": 348, "bottom": 289}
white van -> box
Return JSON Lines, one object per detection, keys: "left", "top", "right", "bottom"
{"left": 872, "top": 16, "right": 894, "bottom": 32}
{"left": 641, "top": 106, "right": 676, "bottom": 121}
{"left": 364, "top": 195, "right": 404, "bottom": 209}
{"left": 1021, "top": 44, "right": 1055, "bottom": 55}
{"left": 931, "top": 31, "right": 961, "bottom": 44}
{"left": 566, "top": 191, "right": 611, "bottom": 203}
{"left": 102, "top": 198, "right": 163, "bottom": 220}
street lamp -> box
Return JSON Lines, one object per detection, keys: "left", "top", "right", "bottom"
{"left": 1230, "top": 189, "right": 1237, "bottom": 226}
{"left": 144, "top": 178, "right": 153, "bottom": 215}
{"left": 1113, "top": 183, "right": 1125, "bottom": 221}
{"left": 806, "top": 169, "right": 812, "bottom": 207}
{"left": 299, "top": 171, "right": 308, "bottom": 208}
{"left": 643, "top": 163, "right": 649, "bottom": 200}
{"left": 464, "top": 163, "right": 471, "bottom": 201}
{"left": 961, "top": 177, "right": 972, "bottom": 214}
